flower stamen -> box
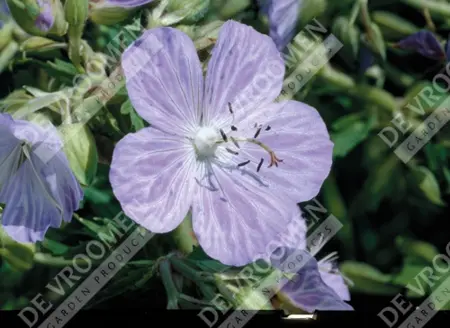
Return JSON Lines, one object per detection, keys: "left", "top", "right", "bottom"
{"left": 257, "top": 158, "right": 264, "bottom": 172}
{"left": 237, "top": 160, "right": 250, "bottom": 167}
{"left": 219, "top": 129, "right": 228, "bottom": 142}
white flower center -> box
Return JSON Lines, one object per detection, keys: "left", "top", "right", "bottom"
{"left": 194, "top": 126, "right": 220, "bottom": 158}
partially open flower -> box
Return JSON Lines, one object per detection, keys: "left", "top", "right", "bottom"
{"left": 0, "top": 113, "right": 83, "bottom": 243}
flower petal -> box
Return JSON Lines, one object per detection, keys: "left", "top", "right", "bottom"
{"left": 104, "top": 0, "right": 154, "bottom": 8}
{"left": 191, "top": 159, "right": 299, "bottom": 266}
{"left": 35, "top": 0, "right": 54, "bottom": 32}
{"left": 110, "top": 127, "right": 197, "bottom": 233}
{"left": 0, "top": 160, "right": 62, "bottom": 243}
{"left": 267, "top": 0, "right": 301, "bottom": 51}
{"left": 223, "top": 100, "right": 333, "bottom": 204}
{"left": 319, "top": 269, "right": 351, "bottom": 302}
{"left": 0, "top": 114, "right": 21, "bottom": 189}
{"left": 271, "top": 249, "right": 353, "bottom": 312}
{"left": 122, "top": 27, "right": 204, "bottom": 136}
{"left": 203, "top": 20, "right": 285, "bottom": 128}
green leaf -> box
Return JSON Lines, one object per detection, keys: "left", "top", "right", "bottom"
{"left": 331, "top": 114, "right": 373, "bottom": 158}
{"left": 41, "top": 239, "right": 70, "bottom": 256}
{"left": 340, "top": 261, "right": 402, "bottom": 295}
{"left": 396, "top": 236, "right": 440, "bottom": 265}
{"left": 392, "top": 263, "right": 429, "bottom": 298}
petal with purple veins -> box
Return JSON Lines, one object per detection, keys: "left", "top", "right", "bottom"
{"left": 203, "top": 20, "right": 285, "bottom": 128}
{"left": 191, "top": 156, "right": 299, "bottom": 266}
{"left": 110, "top": 127, "right": 197, "bottom": 233}
{"left": 225, "top": 100, "right": 333, "bottom": 204}
{"left": 121, "top": 27, "right": 204, "bottom": 137}
{"left": 267, "top": 0, "right": 301, "bottom": 51}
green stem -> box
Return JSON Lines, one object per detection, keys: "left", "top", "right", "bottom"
{"left": 159, "top": 259, "right": 179, "bottom": 309}
{"left": 400, "top": 0, "right": 450, "bottom": 18}
{"left": 169, "top": 256, "right": 214, "bottom": 283}
{"left": 33, "top": 253, "right": 97, "bottom": 267}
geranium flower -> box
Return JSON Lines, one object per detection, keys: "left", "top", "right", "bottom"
{"left": 0, "top": 113, "right": 83, "bottom": 243}
{"left": 259, "top": 0, "right": 302, "bottom": 51}
{"left": 270, "top": 248, "right": 353, "bottom": 312}
{"left": 110, "top": 20, "right": 333, "bottom": 266}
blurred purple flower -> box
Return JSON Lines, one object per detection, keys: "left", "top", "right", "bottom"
{"left": 270, "top": 248, "right": 353, "bottom": 312}
{"left": 90, "top": 0, "right": 153, "bottom": 8}
{"left": 0, "top": 113, "right": 83, "bottom": 243}
{"left": 110, "top": 21, "right": 333, "bottom": 266}
{"left": 260, "top": 0, "right": 302, "bottom": 51}
{"left": 395, "top": 30, "right": 445, "bottom": 60}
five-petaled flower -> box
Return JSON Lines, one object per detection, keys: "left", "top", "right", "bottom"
{"left": 0, "top": 113, "right": 83, "bottom": 243}
{"left": 110, "top": 20, "right": 333, "bottom": 266}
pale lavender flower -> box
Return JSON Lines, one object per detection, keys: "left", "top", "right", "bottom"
{"left": 0, "top": 113, "right": 83, "bottom": 243}
{"left": 260, "top": 0, "right": 302, "bottom": 51}
{"left": 90, "top": 0, "right": 153, "bottom": 8}
{"left": 110, "top": 21, "right": 333, "bottom": 266}
{"left": 270, "top": 248, "right": 353, "bottom": 312}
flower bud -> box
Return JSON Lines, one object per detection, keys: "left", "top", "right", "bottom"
{"left": 58, "top": 123, "right": 98, "bottom": 187}
{"left": 19, "top": 35, "right": 66, "bottom": 53}
{"left": 163, "top": 0, "right": 210, "bottom": 25}
{"left": 65, "top": 0, "right": 89, "bottom": 71}
{"left": 89, "top": 3, "right": 135, "bottom": 25}
{"left": 6, "top": 0, "right": 68, "bottom": 36}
